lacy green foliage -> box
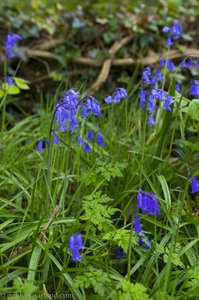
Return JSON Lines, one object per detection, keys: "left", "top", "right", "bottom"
{"left": 81, "top": 191, "right": 118, "bottom": 231}
{"left": 80, "top": 160, "right": 127, "bottom": 187}
{"left": 96, "top": 160, "right": 128, "bottom": 182}
{"left": 183, "top": 269, "right": 199, "bottom": 298}
{"left": 163, "top": 243, "right": 184, "bottom": 268}
{"left": 7, "top": 277, "right": 40, "bottom": 300}
{"left": 116, "top": 279, "right": 150, "bottom": 300}
{"left": 73, "top": 268, "right": 111, "bottom": 296}
{"left": 103, "top": 229, "right": 138, "bottom": 253}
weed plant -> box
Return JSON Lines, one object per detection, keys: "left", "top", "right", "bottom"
{"left": 0, "top": 22, "right": 199, "bottom": 300}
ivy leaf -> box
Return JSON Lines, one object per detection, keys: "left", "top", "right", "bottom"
{"left": 188, "top": 99, "right": 199, "bottom": 121}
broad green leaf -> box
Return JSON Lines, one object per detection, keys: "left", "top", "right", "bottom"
{"left": 14, "top": 77, "right": 30, "bottom": 90}
{"left": 188, "top": 99, "right": 199, "bottom": 121}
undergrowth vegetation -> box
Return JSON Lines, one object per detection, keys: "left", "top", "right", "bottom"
{"left": 0, "top": 2, "right": 199, "bottom": 300}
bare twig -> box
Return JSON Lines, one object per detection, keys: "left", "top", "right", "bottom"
{"left": 11, "top": 204, "right": 62, "bottom": 257}
{"left": 88, "top": 34, "right": 134, "bottom": 95}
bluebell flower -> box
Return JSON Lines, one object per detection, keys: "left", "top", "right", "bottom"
{"left": 187, "top": 57, "right": 193, "bottom": 68}
{"left": 147, "top": 115, "right": 156, "bottom": 126}
{"left": 55, "top": 89, "right": 80, "bottom": 132}
{"left": 153, "top": 89, "right": 166, "bottom": 101}
{"left": 115, "top": 251, "right": 126, "bottom": 258}
{"left": 162, "top": 26, "right": 170, "bottom": 33}
{"left": 5, "top": 32, "right": 22, "bottom": 58}
{"left": 171, "top": 22, "right": 183, "bottom": 40}
{"left": 86, "top": 96, "right": 100, "bottom": 116}
{"left": 96, "top": 133, "right": 104, "bottom": 146}
{"left": 163, "top": 94, "right": 174, "bottom": 111}
{"left": 58, "top": 121, "right": 67, "bottom": 131}
{"left": 162, "top": 22, "right": 182, "bottom": 46}
{"left": 167, "top": 59, "right": 176, "bottom": 72}
{"left": 160, "top": 58, "right": 175, "bottom": 71}
{"left": 139, "top": 232, "right": 152, "bottom": 249}
{"left": 81, "top": 104, "right": 89, "bottom": 117}
{"left": 68, "top": 232, "right": 85, "bottom": 262}
{"left": 197, "top": 60, "right": 199, "bottom": 68}
{"left": 147, "top": 95, "right": 156, "bottom": 112}
{"left": 104, "top": 95, "right": 114, "bottom": 104}
{"left": 77, "top": 135, "right": 84, "bottom": 145}
{"left": 137, "top": 191, "right": 161, "bottom": 216}
{"left": 180, "top": 59, "right": 187, "bottom": 68}
{"left": 104, "top": 88, "right": 128, "bottom": 104}
{"left": 154, "top": 68, "right": 163, "bottom": 82}
{"left": 113, "top": 88, "right": 129, "bottom": 103}
{"left": 84, "top": 143, "right": 91, "bottom": 152}
{"left": 142, "top": 67, "right": 151, "bottom": 84}
{"left": 134, "top": 217, "right": 142, "bottom": 234}
{"left": 176, "top": 83, "right": 181, "bottom": 92}
{"left": 61, "top": 88, "right": 79, "bottom": 111}
{"left": 37, "top": 140, "right": 45, "bottom": 151}
{"left": 190, "top": 80, "right": 199, "bottom": 98}
{"left": 160, "top": 58, "right": 166, "bottom": 67}
{"left": 86, "top": 131, "right": 94, "bottom": 142}
{"left": 52, "top": 133, "right": 60, "bottom": 144}
{"left": 139, "top": 88, "right": 147, "bottom": 108}
{"left": 5, "top": 76, "right": 15, "bottom": 86}
{"left": 190, "top": 176, "right": 199, "bottom": 194}
{"left": 166, "top": 36, "right": 173, "bottom": 47}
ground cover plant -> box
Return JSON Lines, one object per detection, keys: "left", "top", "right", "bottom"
{"left": 0, "top": 2, "right": 199, "bottom": 300}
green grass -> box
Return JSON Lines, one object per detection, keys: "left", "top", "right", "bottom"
{"left": 1, "top": 58, "right": 199, "bottom": 300}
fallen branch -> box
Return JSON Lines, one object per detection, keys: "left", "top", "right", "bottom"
{"left": 88, "top": 34, "right": 134, "bottom": 95}
{"left": 72, "top": 49, "right": 199, "bottom": 67}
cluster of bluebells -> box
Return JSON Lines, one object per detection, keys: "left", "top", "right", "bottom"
{"left": 180, "top": 57, "right": 199, "bottom": 69}
{"left": 5, "top": 32, "right": 22, "bottom": 58}
{"left": 104, "top": 88, "right": 128, "bottom": 104}
{"left": 140, "top": 87, "right": 174, "bottom": 126}
{"left": 140, "top": 64, "right": 175, "bottom": 126}
{"left": 179, "top": 57, "right": 199, "bottom": 98}
{"left": 3, "top": 33, "right": 22, "bottom": 86}
{"left": 68, "top": 232, "right": 85, "bottom": 261}
{"left": 190, "top": 176, "right": 199, "bottom": 194}
{"left": 162, "top": 22, "right": 183, "bottom": 46}
{"left": 37, "top": 88, "right": 103, "bottom": 152}
{"left": 141, "top": 66, "right": 163, "bottom": 86}
{"left": 37, "top": 87, "right": 128, "bottom": 152}
{"left": 133, "top": 190, "right": 161, "bottom": 249}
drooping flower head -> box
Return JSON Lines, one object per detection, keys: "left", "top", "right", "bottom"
{"left": 137, "top": 191, "right": 161, "bottom": 216}
{"left": 5, "top": 33, "right": 22, "bottom": 58}
{"left": 190, "top": 176, "right": 199, "bottom": 194}
{"left": 147, "top": 114, "right": 156, "bottom": 126}
{"left": 162, "top": 22, "right": 182, "bottom": 46}
{"left": 190, "top": 80, "right": 199, "bottom": 99}
{"left": 104, "top": 88, "right": 128, "bottom": 104}
{"left": 68, "top": 232, "right": 85, "bottom": 261}
{"left": 134, "top": 217, "right": 142, "bottom": 234}
{"left": 36, "top": 140, "right": 46, "bottom": 151}
{"left": 5, "top": 76, "right": 15, "bottom": 86}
